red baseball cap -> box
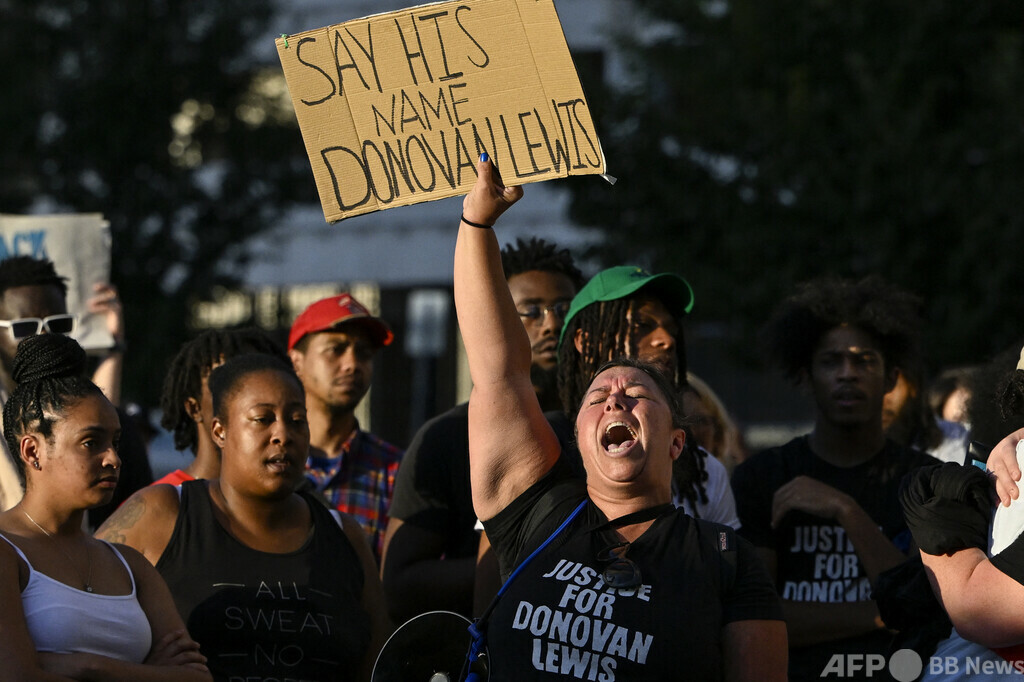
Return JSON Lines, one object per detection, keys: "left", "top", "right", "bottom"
{"left": 288, "top": 293, "right": 394, "bottom": 351}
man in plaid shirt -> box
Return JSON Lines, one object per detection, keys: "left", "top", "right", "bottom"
{"left": 289, "top": 293, "right": 403, "bottom": 561}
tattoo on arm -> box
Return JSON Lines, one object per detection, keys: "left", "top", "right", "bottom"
{"left": 96, "top": 494, "right": 146, "bottom": 544}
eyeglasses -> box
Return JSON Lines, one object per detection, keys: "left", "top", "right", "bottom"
{"left": 597, "top": 541, "right": 642, "bottom": 588}
{"left": 0, "top": 314, "right": 76, "bottom": 340}
{"left": 516, "top": 301, "right": 571, "bottom": 324}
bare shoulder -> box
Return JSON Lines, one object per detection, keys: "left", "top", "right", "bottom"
{"left": 98, "top": 484, "right": 179, "bottom": 537}
{"left": 95, "top": 484, "right": 181, "bottom": 562}
{"left": 105, "top": 540, "right": 147, "bottom": 565}
{"left": 105, "top": 541, "right": 160, "bottom": 580}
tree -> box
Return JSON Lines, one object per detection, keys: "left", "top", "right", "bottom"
{"left": 0, "top": 0, "right": 315, "bottom": 402}
{"left": 566, "top": 0, "right": 1024, "bottom": 371}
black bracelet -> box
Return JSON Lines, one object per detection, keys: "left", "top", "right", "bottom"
{"left": 460, "top": 214, "right": 493, "bottom": 229}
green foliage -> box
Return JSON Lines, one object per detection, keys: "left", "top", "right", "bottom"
{"left": 0, "top": 0, "right": 313, "bottom": 402}
{"left": 566, "top": 0, "right": 1024, "bottom": 370}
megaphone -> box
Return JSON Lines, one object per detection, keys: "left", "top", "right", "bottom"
{"left": 371, "top": 610, "right": 489, "bottom": 682}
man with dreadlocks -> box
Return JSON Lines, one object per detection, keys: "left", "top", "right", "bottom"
{"left": 732, "top": 276, "right": 937, "bottom": 681}
{"left": 152, "top": 327, "right": 290, "bottom": 485}
{"left": 382, "top": 237, "right": 584, "bottom": 624}
{"left": 0, "top": 256, "right": 126, "bottom": 511}
{"left": 556, "top": 265, "right": 739, "bottom": 529}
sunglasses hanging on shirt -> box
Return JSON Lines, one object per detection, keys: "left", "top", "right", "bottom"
{"left": 590, "top": 502, "right": 674, "bottom": 590}
{"left": 596, "top": 541, "right": 643, "bottom": 589}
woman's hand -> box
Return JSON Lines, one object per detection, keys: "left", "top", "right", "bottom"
{"left": 462, "top": 154, "right": 523, "bottom": 227}
{"left": 38, "top": 643, "right": 211, "bottom": 681}
{"left": 38, "top": 651, "right": 95, "bottom": 679}
{"left": 145, "top": 629, "right": 208, "bottom": 671}
{"left": 988, "top": 428, "right": 1024, "bottom": 506}
{"left": 454, "top": 152, "right": 556, "bottom": 522}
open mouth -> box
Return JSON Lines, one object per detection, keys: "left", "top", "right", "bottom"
{"left": 266, "top": 456, "right": 294, "bottom": 473}
{"left": 602, "top": 421, "right": 638, "bottom": 454}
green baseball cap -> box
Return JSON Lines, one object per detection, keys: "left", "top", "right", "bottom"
{"left": 558, "top": 265, "right": 695, "bottom": 348}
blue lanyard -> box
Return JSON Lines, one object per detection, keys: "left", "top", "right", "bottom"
{"left": 464, "top": 498, "right": 589, "bottom": 680}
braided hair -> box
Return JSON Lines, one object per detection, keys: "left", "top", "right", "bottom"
{"left": 0, "top": 256, "right": 69, "bottom": 297}
{"left": 159, "top": 328, "right": 289, "bottom": 453}
{"left": 557, "top": 297, "right": 707, "bottom": 514}
{"left": 2, "top": 334, "right": 103, "bottom": 479}
{"left": 500, "top": 237, "right": 585, "bottom": 289}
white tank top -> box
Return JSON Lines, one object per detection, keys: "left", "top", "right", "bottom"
{"left": 0, "top": 533, "right": 152, "bottom": 662}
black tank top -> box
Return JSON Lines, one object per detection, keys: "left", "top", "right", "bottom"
{"left": 157, "top": 480, "right": 370, "bottom": 681}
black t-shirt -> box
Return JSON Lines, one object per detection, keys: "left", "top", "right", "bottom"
{"left": 731, "top": 436, "right": 938, "bottom": 681}
{"left": 157, "top": 481, "right": 370, "bottom": 682}
{"left": 482, "top": 457, "right": 782, "bottom": 682}
{"left": 388, "top": 403, "right": 479, "bottom": 560}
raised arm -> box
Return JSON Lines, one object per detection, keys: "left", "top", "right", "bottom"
{"left": 454, "top": 155, "right": 560, "bottom": 521}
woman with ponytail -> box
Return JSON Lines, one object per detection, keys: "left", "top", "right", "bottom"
{"left": 0, "top": 333, "right": 210, "bottom": 681}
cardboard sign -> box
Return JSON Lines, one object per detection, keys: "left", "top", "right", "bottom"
{"left": 277, "top": 0, "right": 606, "bottom": 222}
{"left": 0, "top": 214, "right": 114, "bottom": 351}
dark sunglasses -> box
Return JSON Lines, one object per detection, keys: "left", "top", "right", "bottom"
{"left": 516, "top": 301, "right": 571, "bottom": 323}
{"left": 596, "top": 541, "right": 642, "bottom": 588}
{"left": 0, "top": 314, "right": 76, "bottom": 340}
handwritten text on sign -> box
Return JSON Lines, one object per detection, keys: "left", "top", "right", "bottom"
{"left": 276, "top": 0, "right": 605, "bottom": 222}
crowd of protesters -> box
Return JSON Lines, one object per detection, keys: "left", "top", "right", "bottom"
{"left": 1, "top": 156, "right": 1023, "bottom": 681}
